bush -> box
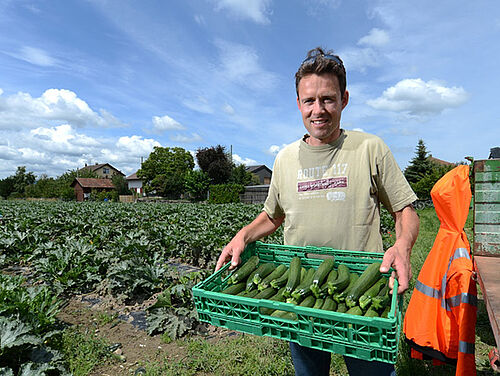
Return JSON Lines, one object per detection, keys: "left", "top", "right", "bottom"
{"left": 208, "top": 184, "right": 244, "bottom": 204}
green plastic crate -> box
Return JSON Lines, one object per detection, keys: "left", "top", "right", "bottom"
{"left": 192, "top": 242, "right": 402, "bottom": 364}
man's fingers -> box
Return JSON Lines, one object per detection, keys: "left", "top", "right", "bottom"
{"left": 380, "top": 250, "right": 395, "bottom": 273}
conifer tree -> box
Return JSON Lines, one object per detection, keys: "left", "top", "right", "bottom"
{"left": 404, "top": 139, "right": 434, "bottom": 184}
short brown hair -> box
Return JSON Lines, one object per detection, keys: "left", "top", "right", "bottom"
{"left": 295, "top": 47, "right": 347, "bottom": 99}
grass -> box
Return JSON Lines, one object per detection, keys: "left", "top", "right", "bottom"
{"left": 61, "top": 326, "right": 115, "bottom": 376}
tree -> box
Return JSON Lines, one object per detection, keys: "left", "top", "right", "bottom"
{"left": 184, "top": 170, "right": 210, "bottom": 201}
{"left": 0, "top": 166, "right": 36, "bottom": 198}
{"left": 196, "top": 145, "right": 232, "bottom": 185}
{"left": 404, "top": 139, "right": 435, "bottom": 184}
{"left": 412, "top": 164, "right": 455, "bottom": 200}
{"left": 229, "top": 164, "right": 259, "bottom": 186}
{"left": 112, "top": 174, "right": 132, "bottom": 196}
{"left": 138, "top": 146, "right": 194, "bottom": 198}
{"left": 0, "top": 176, "right": 15, "bottom": 199}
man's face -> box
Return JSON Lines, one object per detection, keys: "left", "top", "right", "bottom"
{"left": 297, "top": 73, "right": 349, "bottom": 146}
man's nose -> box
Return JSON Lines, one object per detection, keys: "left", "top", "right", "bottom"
{"left": 312, "top": 99, "right": 324, "bottom": 114}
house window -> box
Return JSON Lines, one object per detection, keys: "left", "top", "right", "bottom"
{"left": 103, "top": 167, "right": 110, "bottom": 174}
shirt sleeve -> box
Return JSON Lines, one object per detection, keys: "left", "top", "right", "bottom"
{"left": 263, "top": 154, "right": 285, "bottom": 219}
{"left": 376, "top": 148, "right": 418, "bottom": 213}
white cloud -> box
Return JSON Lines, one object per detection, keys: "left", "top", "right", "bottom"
{"left": 358, "top": 28, "right": 390, "bottom": 48}
{"left": 31, "top": 124, "right": 100, "bottom": 155}
{"left": 0, "top": 88, "right": 125, "bottom": 129}
{"left": 223, "top": 103, "right": 235, "bottom": 115}
{"left": 267, "top": 143, "right": 289, "bottom": 155}
{"left": 116, "top": 135, "right": 161, "bottom": 156}
{"left": 182, "top": 96, "right": 214, "bottom": 114}
{"left": 170, "top": 133, "right": 203, "bottom": 143}
{"left": 232, "top": 153, "right": 257, "bottom": 165}
{"left": 338, "top": 47, "right": 381, "bottom": 73}
{"left": 367, "top": 78, "right": 469, "bottom": 116}
{"left": 212, "top": 0, "right": 272, "bottom": 24}
{"left": 18, "top": 46, "right": 58, "bottom": 67}
{"left": 215, "top": 39, "right": 278, "bottom": 91}
{"left": 151, "top": 115, "right": 186, "bottom": 133}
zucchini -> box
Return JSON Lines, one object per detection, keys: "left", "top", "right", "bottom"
{"left": 245, "top": 268, "right": 260, "bottom": 292}
{"left": 345, "top": 262, "right": 382, "bottom": 308}
{"left": 318, "top": 269, "right": 337, "bottom": 297}
{"left": 321, "top": 296, "right": 337, "bottom": 311}
{"left": 259, "top": 287, "right": 286, "bottom": 315}
{"left": 327, "top": 264, "right": 350, "bottom": 294}
{"left": 290, "top": 268, "right": 316, "bottom": 301}
{"left": 364, "top": 307, "right": 379, "bottom": 317}
{"left": 298, "top": 295, "right": 315, "bottom": 308}
{"left": 221, "top": 282, "right": 246, "bottom": 295}
{"left": 254, "top": 286, "right": 277, "bottom": 299}
{"left": 333, "top": 273, "right": 359, "bottom": 303}
{"left": 336, "top": 302, "right": 347, "bottom": 313}
{"left": 270, "top": 268, "right": 289, "bottom": 289}
{"left": 309, "top": 258, "right": 335, "bottom": 297}
{"left": 313, "top": 298, "right": 324, "bottom": 310}
{"left": 271, "top": 310, "right": 297, "bottom": 321}
{"left": 252, "top": 263, "right": 276, "bottom": 285}
{"left": 229, "top": 255, "right": 259, "bottom": 284}
{"left": 345, "top": 306, "right": 363, "bottom": 316}
{"left": 381, "top": 305, "right": 391, "bottom": 318}
{"left": 238, "top": 289, "right": 259, "bottom": 298}
{"left": 359, "top": 277, "right": 387, "bottom": 310}
{"left": 258, "top": 264, "right": 287, "bottom": 290}
{"left": 299, "top": 267, "right": 307, "bottom": 283}
{"left": 284, "top": 257, "right": 302, "bottom": 297}
{"left": 372, "top": 285, "right": 391, "bottom": 310}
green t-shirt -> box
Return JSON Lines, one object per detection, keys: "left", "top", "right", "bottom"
{"left": 263, "top": 130, "right": 417, "bottom": 252}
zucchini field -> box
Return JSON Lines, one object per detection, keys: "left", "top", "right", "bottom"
{"left": 0, "top": 201, "right": 496, "bottom": 375}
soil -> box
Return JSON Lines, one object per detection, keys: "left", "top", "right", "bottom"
{"left": 57, "top": 292, "right": 237, "bottom": 376}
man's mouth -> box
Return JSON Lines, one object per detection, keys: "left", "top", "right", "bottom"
{"left": 311, "top": 119, "right": 328, "bottom": 125}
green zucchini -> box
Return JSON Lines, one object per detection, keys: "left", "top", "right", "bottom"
{"left": 271, "top": 310, "right": 297, "bottom": 321}
{"left": 345, "top": 262, "right": 382, "bottom": 308}
{"left": 254, "top": 286, "right": 277, "bottom": 299}
{"left": 221, "top": 282, "right": 246, "bottom": 295}
{"left": 364, "top": 307, "right": 379, "bottom": 317}
{"left": 321, "top": 296, "right": 337, "bottom": 311}
{"left": 284, "top": 257, "right": 302, "bottom": 297}
{"left": 359, "top": 277, "right": 387, "bottom": 310}
{"left": 327, "top": 264, "right": 350, "bottom": 294}
{"left": 381, "top": 305, "right": 391, "bottom": 318}
{"left": 346, "top": 306, "right": 363, "bottom": 316}
{"left": 333, "top": 273, "right": 359, "bottom": 303}
{"left": 310, "top": 258, "right": 335, "bottom": 297}
{"left": 299, "top": 267, "right": 307, "bottom": 283}
{"left": 318, "top": 269, "right": 338, "bottom": 297}
{"left": 270, "top": 268, "right": 290, "bottom": 289}
{"left": 258, "top": 264, "right": 287, "bottom": 290}
{"left": 245, "top": 268, "right": 260, "bottom": 292}
{"left": 252, "top": 263, "right": 276, "bottom": 285}
{"left": 336, "top": 302, "right": 347, "bottom": 313}
{"left": 298, "top": 295, "right": 316, "bottom": 308}
{"left": 372, "top": 285, "right": 391, "bottom": 310}
{"left": 290, "top": 268, "right": 316, "bottom": 301}
{"left": 229, "top": 255, "right": 259, "bottom": 284}
{"left": 259, "top": 287, "right": 286, "bottom": 315}
{"left": 238, "top": 289, "right": 259, "bottom": 298}
{"left": 313, "top": 298, "right": 324, "bottom": 310}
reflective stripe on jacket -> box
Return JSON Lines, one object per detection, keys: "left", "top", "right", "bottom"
{"left": 404, "top": 165, "right": 477, "bottom": 376}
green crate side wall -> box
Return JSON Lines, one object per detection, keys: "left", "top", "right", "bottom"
{"left": 193, "top": 242, "right": 400, "bottom": 364}
{"left": 473, "top": 160, "right": 500, "bottom": 256}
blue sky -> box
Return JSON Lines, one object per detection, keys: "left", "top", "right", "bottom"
{"left": 1, "top": 0, "right": 499, "bottom": 179}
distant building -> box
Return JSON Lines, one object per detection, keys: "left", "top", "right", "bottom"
{"left": 428, "top": 155, "right": 456, "bottom": 167}
{"left": 245, "top": 165, "right": 272, "bottom": 185}
{"left": 79, "top": 163, "right": 125, "bottom": 179}
{"left": 71, "top": 178, "right": 115, "bottom": 202}
{"left": 126, "top": 172, "right": 145, "bottom": 196}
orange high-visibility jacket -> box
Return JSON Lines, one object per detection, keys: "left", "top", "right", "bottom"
{"left": 404, "top": 165, "right": 477, "bottom": 376}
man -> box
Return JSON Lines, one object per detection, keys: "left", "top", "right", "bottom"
{"left": 215, "top": 47, "right": 419, "bottom": 376}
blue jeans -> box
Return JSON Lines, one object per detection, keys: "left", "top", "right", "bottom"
{"left": 289, "top": 342, "right": 396, "bottom": 376}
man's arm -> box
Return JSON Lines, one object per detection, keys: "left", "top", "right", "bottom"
{"left": 215, "top": 211, "right": 284, "bottom": 271}
{"left": 380, "top": 204, "right": 420, "bottom": 294}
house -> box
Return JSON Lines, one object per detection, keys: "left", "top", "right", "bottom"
{"left": 245, "top": 165, "right": 272, "bottom": 185}
{"left": 79, "top": 163, "right": 125, "bottom": 179}
{"left": 126, "top": 172, "right": 145, "bottom": 196}
{"left": 428, "top": 155, "right": 456, "bottom": 167}
{"left": 70, "top": 178, "right": 115, "bottom": 202}
{"left": 240, "top": 184, "right": 270, "bottom": 204}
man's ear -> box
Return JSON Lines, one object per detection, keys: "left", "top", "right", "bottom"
{"left": 297, "top": 96, "right": 301, "bottom": 110}
{"left": 342, "top": 90, "right": 349, "bottom": 110}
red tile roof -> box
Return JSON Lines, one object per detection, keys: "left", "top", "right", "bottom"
{"left": 71, "top": 178, "right": 115, "bottom": 189}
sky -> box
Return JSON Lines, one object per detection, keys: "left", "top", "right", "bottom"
{"left": 1, "top": 0, "right": 499, "bottom": 179}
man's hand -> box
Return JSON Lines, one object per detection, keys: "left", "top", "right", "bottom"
{"left": 215, "top": 235, "right": 246, "bottom": 272}
{"left": 380, "top": 240, "right": 412, "bottom": 295}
